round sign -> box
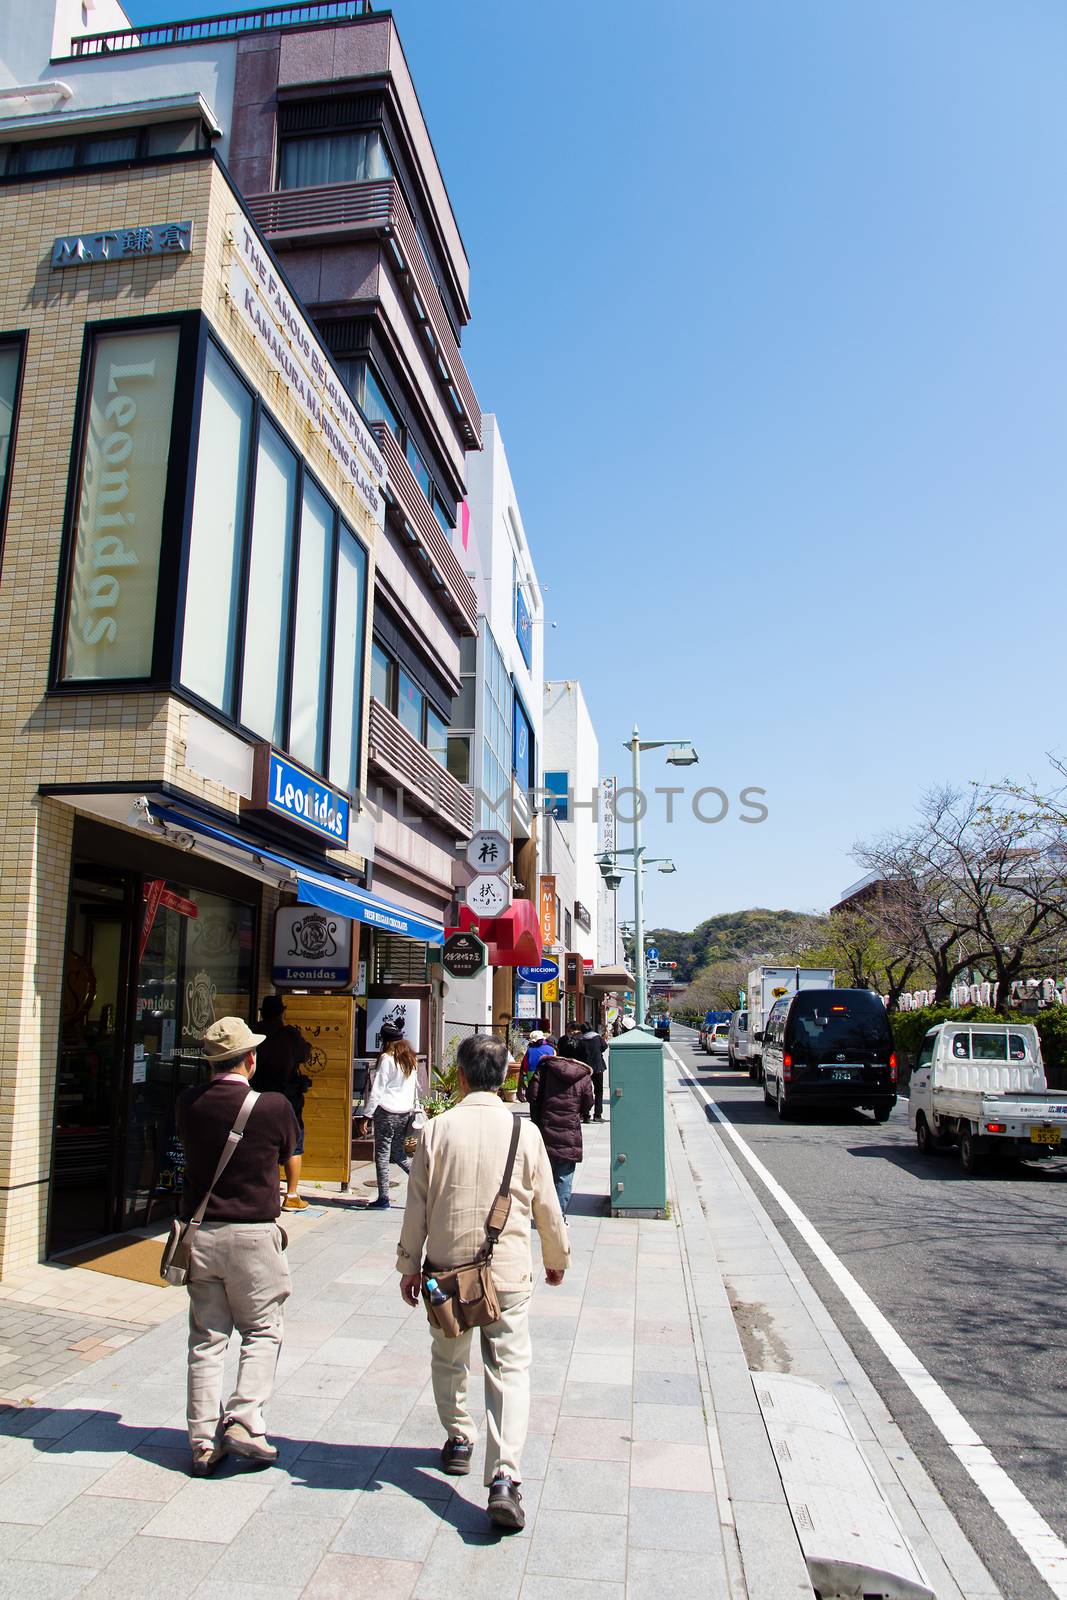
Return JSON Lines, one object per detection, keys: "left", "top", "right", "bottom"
{"left": 517, "top": 961, "right": 559, "bottom": 984}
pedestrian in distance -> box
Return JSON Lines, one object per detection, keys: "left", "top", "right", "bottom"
{"left": 529, "top": 1034, "right": 594, "bottom": 1214}
{"left": 579, "top": 1018, "right": 608, "bottom": 1122}
{"left": 398, "top": 1033, "right": 570, "bottom": 1531}
{"left": 252, "top": 993, "right": 312, "bottom": 1211}
{"left": 176, "top": 1016, "right": 299, "bottom": 1477}
{"left": 362, "top": 1022, "right": 420, "bottom": 1209}
{"left": 518, "top": 1028, "right": 555, "bottom": 1102}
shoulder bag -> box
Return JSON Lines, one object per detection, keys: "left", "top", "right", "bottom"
{"left": 421, "top": 1114, "right": 522, "bottom": 1338}
{"left": 159, "top": 1090, "right": 260, "bottom": 1286}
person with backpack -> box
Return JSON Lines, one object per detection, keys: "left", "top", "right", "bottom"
{"left": 528, "top": 1034, "right": 594, "bottom": 1214}
{"left": 517, "top": 1029, "right": 554, "bottom": 1101}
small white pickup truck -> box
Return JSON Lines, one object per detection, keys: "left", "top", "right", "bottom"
{"left": 909, "top": 1021, "right": 1067, "bottom": 1175}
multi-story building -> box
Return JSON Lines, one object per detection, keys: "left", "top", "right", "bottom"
{"left": 446, "top": 416, "right": 544, "bottom": 1040}
{"left": 542, "top": 680, "right": 601, "bottom": 1025}
{"left": 0, "top": 0, "right": 480, "bottom": 1269}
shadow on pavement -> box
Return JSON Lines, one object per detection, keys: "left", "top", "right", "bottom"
{"left": 0, "top": 1407, "right": 514, "bottom": 1541}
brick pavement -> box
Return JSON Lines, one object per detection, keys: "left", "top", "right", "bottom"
{"left": 0, "top": 1306, "right": 146, "bottom": 1406}
{"left": 0, "top": 1125, "right": 740, "bottom": 1599}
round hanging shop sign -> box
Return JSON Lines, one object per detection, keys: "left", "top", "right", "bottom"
{"left": 516, "top": 960, "right": 560, "bottom": 985}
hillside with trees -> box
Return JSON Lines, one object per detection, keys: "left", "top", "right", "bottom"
{"left": 643, "top": 909, "right": 829, "bottom": 1015}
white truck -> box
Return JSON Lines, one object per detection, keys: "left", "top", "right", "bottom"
{"left": 909, "top": 1021, "right": 1067, "bottom": 1175}
{"left": 746, "top": 965, "right": 835, "bottom": 1082}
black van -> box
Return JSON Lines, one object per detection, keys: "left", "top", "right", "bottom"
{"left": 760, "top": 989, "right": 896, "bottom": 1122}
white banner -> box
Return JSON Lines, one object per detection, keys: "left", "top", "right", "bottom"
{"left": 227, "top": 218, "right": 386, "bottom": 527}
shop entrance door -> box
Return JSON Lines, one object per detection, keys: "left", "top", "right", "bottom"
{"left": 51, "top": 869, "right": 132, "bottom": 1254}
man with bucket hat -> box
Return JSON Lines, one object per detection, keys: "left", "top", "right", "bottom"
{"left": 176, "top": 1016, "right": 300, "bottom": 1476}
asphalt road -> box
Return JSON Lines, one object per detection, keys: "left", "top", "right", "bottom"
{"left": 670, "top": 1024, "right": 1067, "bottom": 1600}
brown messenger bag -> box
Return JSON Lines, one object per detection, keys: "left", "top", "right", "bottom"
{"left": 421, "top": 1114, "right": 522, "bottom": 1338}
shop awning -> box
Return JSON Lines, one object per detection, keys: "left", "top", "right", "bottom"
{"left": 151, "top": 803, "right": 445, "bottom": 945}
{"left": 584, "top": 965, "right": 636, "bottom": 994}
{"left": 450, "top": 899, "right": 542, "bottom": 967}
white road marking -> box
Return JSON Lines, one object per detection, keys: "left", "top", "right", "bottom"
{"left": 671, "top": 1044, "right": 1067, "bottom": 1599}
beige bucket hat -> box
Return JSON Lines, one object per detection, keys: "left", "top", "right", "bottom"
{"left": 202, "top": 1016, "right": 266, "bottom": 1065}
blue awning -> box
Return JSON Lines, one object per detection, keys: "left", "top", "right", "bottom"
{"left": 152, "top": 803, "right": 444, "bottom": 945}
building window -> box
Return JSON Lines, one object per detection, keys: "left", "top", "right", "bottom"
{"left": 426, "top": 704, "right": 448, "bottom": 768}
{"left": 328, "top": 522, "right": 368, "bottom": 796}
{"left": 339, "top": 359, "right": 401, "bottom": 438}
{"left": 0, "top": 122, "right": 210, "bottom": 176}
{"left": 480, "top": 622, "right": 513, "bottom": 833}
{"left": 371, "top": 639, "right": 394, "bottom": 707}
{"left": 406, "top": 436, "right": 432, "bottom": 499}
{"left": 289, "top": 477, "right": 333, "bottom": 772}
{"left": 447, "top": 735, "right": 471, "bottom": 784}
{"left": 544, "top": 770, "right": 569, "bottom": 822}
{"left": 278, "top": 129, "right": 392, "bottom": 190}
{"left": 513, "top": 691, "right": 535, "bottom": 793}
{"left": 240, "top": 418, "right": 298, "bottom": 746}
{"left": 0, "top": 339, "right": 24, "bottom": 551}
{"left": 180, "top": 342, "right": 253, "bottom": 710}
{"left": 397, "top": 668, "right": 424, "bottom": 742}
{"left": 432, "top": 489, "right": 454, "bottom": 537}
{"left": 60, "top": 324, "right": 181, "bottom": 682}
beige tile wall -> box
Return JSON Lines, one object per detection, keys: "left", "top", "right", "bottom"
{"left": 0, "top": 159, "right": 379, "bottom": 1271}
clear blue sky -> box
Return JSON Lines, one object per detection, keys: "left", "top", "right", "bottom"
{"left": 130, "top": 0, "right": 1067, "bottom": 932}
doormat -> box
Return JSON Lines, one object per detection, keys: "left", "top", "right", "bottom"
{"left": 56, "top": 1233, "right": 168, "bottom": 1287}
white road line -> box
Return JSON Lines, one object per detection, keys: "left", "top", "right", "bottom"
{"left": 671, "top": 1048, "right": 1067, "bottom": 1600}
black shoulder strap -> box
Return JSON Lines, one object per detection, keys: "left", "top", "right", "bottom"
{"left": 484, "top": 1114, "right": 522, "bottom": 1251}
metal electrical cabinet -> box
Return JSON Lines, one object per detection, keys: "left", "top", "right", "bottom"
{"left": 607, "top": 1028, "right": 667, "bottom": 1217}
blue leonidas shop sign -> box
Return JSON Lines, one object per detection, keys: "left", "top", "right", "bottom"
{"left": 517, "top": 960, "right": 559, "bottom": 984}
{"left": 255, "top": 749, "right": 350, "bottom": 847}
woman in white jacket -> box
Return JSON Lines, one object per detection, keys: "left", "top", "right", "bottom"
{"left": 363, "top": 1023, "right": 420, "bottom": 1210}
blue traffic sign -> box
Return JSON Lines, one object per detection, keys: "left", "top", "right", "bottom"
{"left": 646, "top": 946, "right": 659, "bottom": 962}
{"left": 517, "top": 960, "right": 559, "bottom": 984}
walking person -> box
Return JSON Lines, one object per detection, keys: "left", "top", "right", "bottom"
{"left": 177, "top": 1017, "right": 299, "bottom": 1477}
{"left": 363, "top": 1023, "right": 419, "bottom": 1210}
{"left": 517, "top": 1028, "right": 554, "bottom": 1102}
{"left": 398, "top": 1034, "right": 569, "bottom": 1531}
{"left": 528, "top": 1035, "right": 593, "bottom": 1214}
{"left": 252, "top": 994, "right": 312, "bottom": 1211}
{"left": 579, "top": 1018, "right": 608, "bottom": 1122}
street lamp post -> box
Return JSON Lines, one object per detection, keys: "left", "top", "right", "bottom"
{"left": 622, "top": 726, "right": 698, "bottom": 1026}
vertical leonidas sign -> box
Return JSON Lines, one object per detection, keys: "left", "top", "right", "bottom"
{"left": 64, "top": 327, "right": 179, "bottom": 680}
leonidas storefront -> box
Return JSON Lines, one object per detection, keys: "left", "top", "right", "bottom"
{"left": 0, "top": 149, "right": 439, "bottom": 1271}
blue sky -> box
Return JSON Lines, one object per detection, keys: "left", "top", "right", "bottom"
{"left": 129, "top": 0, "right": 1067, "bottom": 931}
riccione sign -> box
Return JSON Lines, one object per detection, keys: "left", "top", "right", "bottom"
{"left": 227, "top": 218, "right": 386, "bottom": 527}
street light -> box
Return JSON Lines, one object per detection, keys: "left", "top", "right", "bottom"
{"left": 622, "top": 725, "right": 698, "bottom": 1024}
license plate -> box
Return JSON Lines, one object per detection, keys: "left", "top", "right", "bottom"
{"left": 1030, "top": 1127, "right": 1062, "bottom": 1146}
{"left": 831, "top": 1069, "right": 856, "bottom": 1081}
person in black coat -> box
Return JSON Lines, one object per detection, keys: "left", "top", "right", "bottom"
{"left": 578, "top": 1022, "right": 608, "bottom": 1122}
{"left": 528, "top": 1039, "right": 593, "bottom": 1214}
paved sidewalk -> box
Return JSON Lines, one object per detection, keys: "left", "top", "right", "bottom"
{"left": 0, "top": 1127, "right": 741, "bottom": 1600}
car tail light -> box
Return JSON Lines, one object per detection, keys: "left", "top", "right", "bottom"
{"left": 783, "top": 1053, "right": 793, "bottom": 1082}
{"left": 985, "top": 1122, "right": 1005, "bottom": 1133}
{"left": 889, "top": 1052, "right": 898, "bottom": 1083}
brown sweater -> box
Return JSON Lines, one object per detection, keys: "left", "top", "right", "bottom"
{"left": 177, "top": 1075, "right": 299, "bottom": 1223}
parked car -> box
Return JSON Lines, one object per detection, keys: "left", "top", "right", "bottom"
{"left": 747, "top": 966, "right": 835, "bottom": 1079}
{"left": 728, "top": 1009, "right": 750, "bottom": 1072}
{"left": 760, "top": 989, "right": 896, "bottom": 1121}
{"left": 706, "top": 1022, "right": 731, "bottom": 1057}
{"left": 909, "top": 1021, "right": 1067, "bottom": 1175}
{"left": 699, "top": 1009, "right": 731, "bottom": 1051}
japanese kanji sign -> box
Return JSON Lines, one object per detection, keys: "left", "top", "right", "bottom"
{"left": 465, "top": 874, "right": 512, "bottom": 916}
{"left": 465, "top": 830, "right": 510, "bottom": 875}
{"left": 51, "top": 221, "right": 194, "bottom": 268}
{"left": 442, "top": 931, "right": 489, "bottom": 979}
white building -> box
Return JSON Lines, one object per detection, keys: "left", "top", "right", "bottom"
{"left": 543, "top": 679, "right": 600, "bottom": 1023}
{"left": 445, "top": 416, "right": 544, "bottom": 1040}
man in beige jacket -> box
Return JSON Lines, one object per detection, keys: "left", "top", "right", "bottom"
{"left": 398, "top": 1032, "right": 569, "bottom": 1531}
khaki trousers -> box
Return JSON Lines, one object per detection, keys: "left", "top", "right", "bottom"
{"left": 186, "top": 1221, "right": 291, "bottom": 1450}
{"left": 429, "top": 1289, "right": 531, "bottom": 1485}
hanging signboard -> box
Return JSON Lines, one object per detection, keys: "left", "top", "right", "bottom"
{"left": 442, "top": 931, "right": 488, "bottom": 979}
{"left": 517, "top": 960, "right": 559, "bottom": 984}
{"left": 539, "top": 875, "right": 557, "bottom": 948}
{"left": 279, "top": 993, "right": 355, "bottom": 1185}
{"left": 273, "top": 906, "right": 353, "bottom": 987}
{"left": 466, "top": 874, "right": 512, "bottom": 917}
{"left": 465, "top": 829, "right": 510, "bottom": 875}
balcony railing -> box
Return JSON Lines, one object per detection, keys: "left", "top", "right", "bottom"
{"left": 67, "top": 2, "right": 373, "bottom": 56}
{"left": 372, "top": 423, "right": 477, "bottom": 636}
{"left": 245, "top": 177, "right": 481, "bottom": 447}
{"left": 368, "top": 696, "right": 474, "bottom": 840}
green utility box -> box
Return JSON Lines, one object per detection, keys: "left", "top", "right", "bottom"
{"left": 607, "top": 1027, "right": 667, "bottom": 1217}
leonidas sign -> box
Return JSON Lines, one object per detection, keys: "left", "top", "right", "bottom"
{"left": 227, "top": 219, "right": 386, "bottom": 527}
{"left": 243, "top": 745, "right": 350, "bottom": 848}
{"left": 63, "top": 326, "right": 180, "bottom": 679}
